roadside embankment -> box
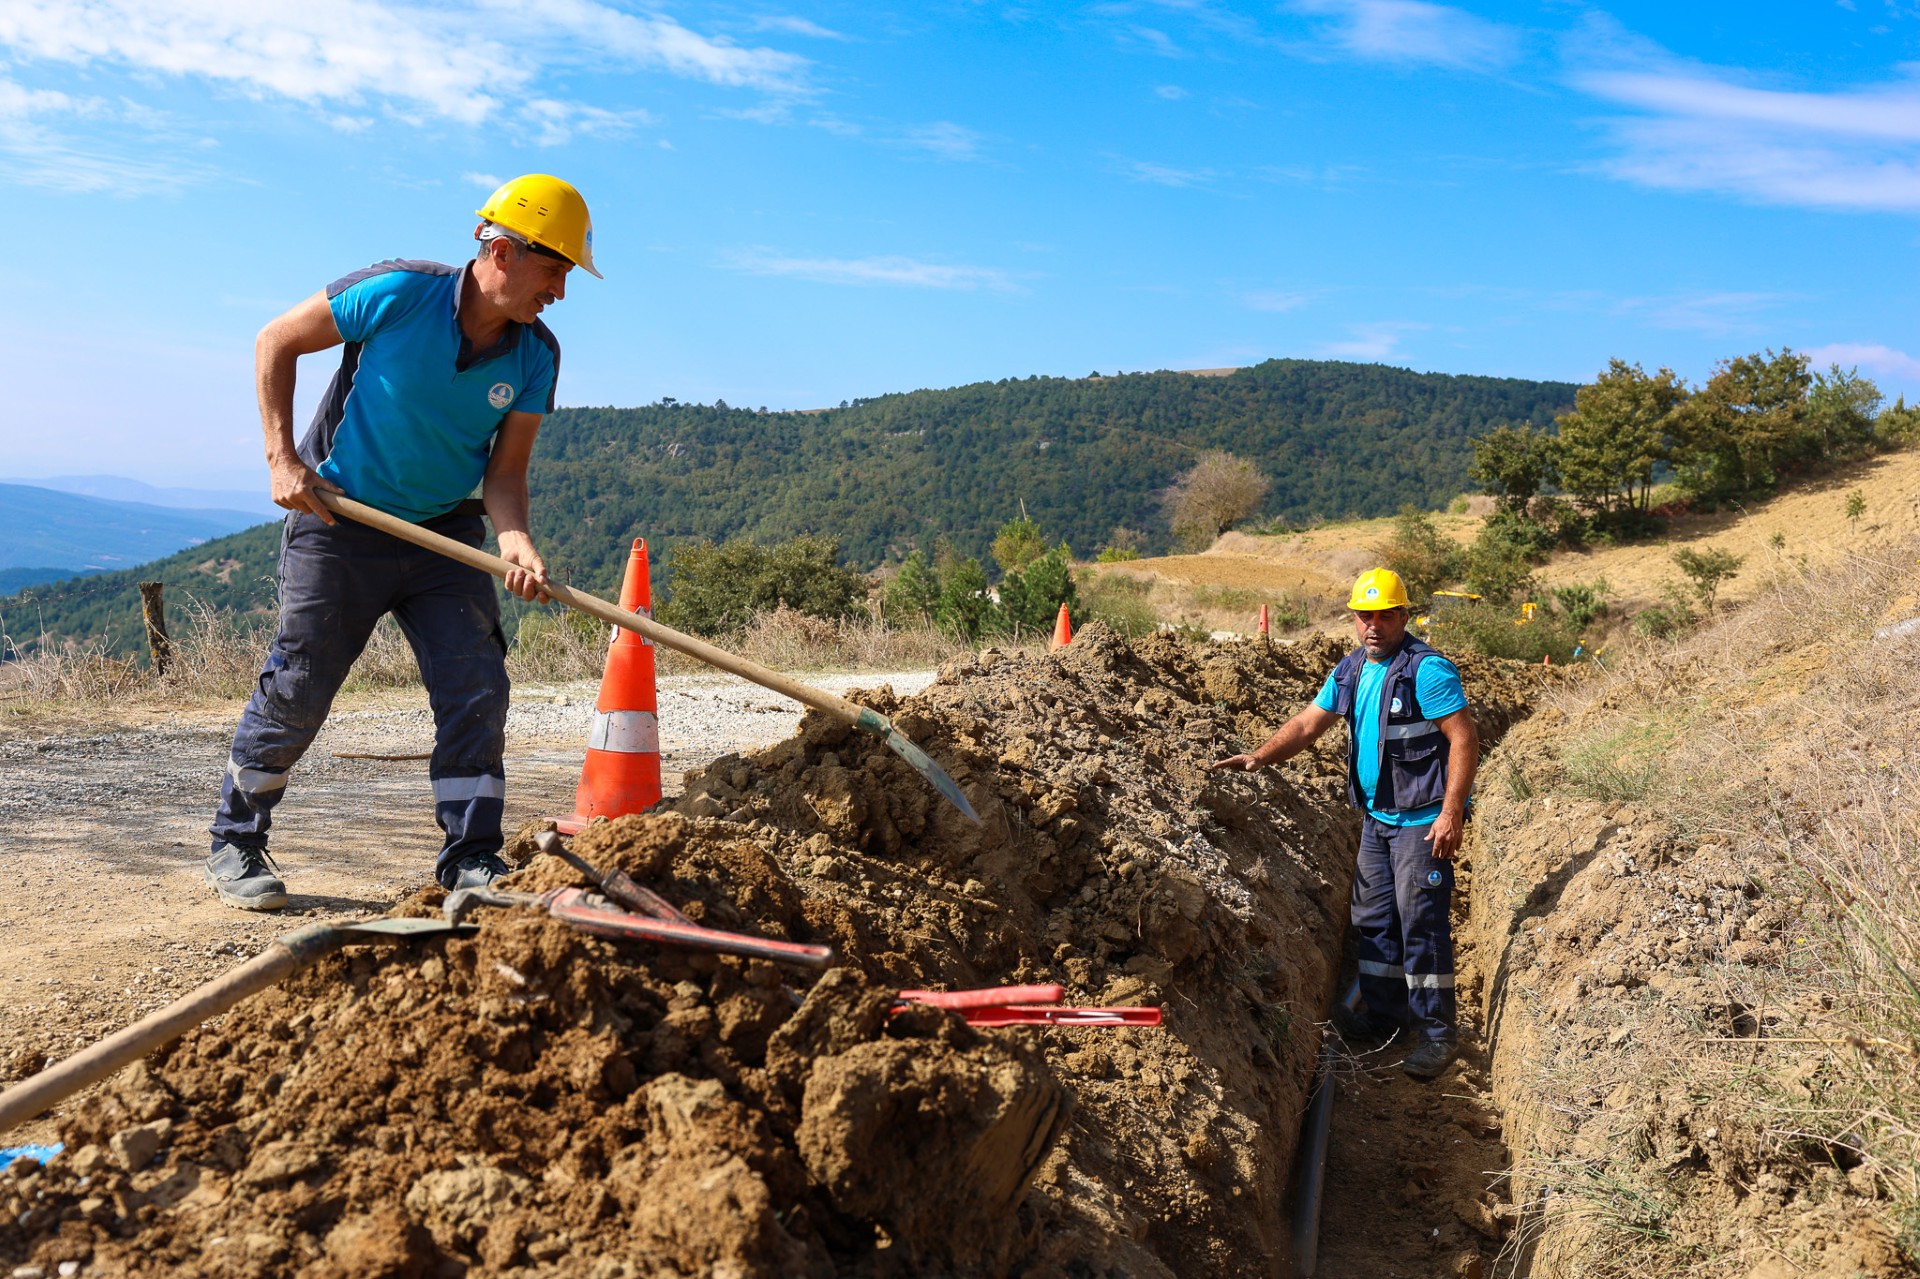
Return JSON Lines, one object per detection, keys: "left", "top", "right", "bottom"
{"left": 1463, "top": 544, "right": 1920, "bottom": 1277}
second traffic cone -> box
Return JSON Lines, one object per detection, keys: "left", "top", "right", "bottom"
{"left": 1050, "top": 603, "right": 1072, "bottom": 651}
{"left": 1258, "top": 603, "right": 1270, "bottom": 636}
{"left": 554, "top": 539, "right": 663, "bottom": 834}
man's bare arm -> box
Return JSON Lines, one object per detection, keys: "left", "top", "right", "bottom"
{"left": 1424, "top": 708, "right": 1480, "bottom": 860}
{"left": 258, "top": 291, "right": 345, "bottom": 523}
{"left": 1211, "top": 704, "right": 1341, "bottom": 771}
{"left": 483, "top": 411, "right": 551, "bottom": 603}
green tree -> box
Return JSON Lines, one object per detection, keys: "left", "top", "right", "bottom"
{"left": 1806, "top": 364, "right": 1882, "bottom": 457}
{"left": 990, "top": 515, "right": 1050, "bottom": 574}
{"left": 1463, "top": 514, "right": 1550, "bottom": 604}
{"left": 1846, "top": 489, "right": 1866, "bottom": 528}
{"left": 1671, "top": 349, "right": 1812, "bottom": 502}
{"left": 934, "top": 557, "right": 997, "bottom": 640}
{"left": 1554, "top": 360, "right": 1688, "bottom": 516}
{"left": 1162, "top": 451, "right": 1271, "bottom": 550}
{"left": 1377, "top": 506, "right": 1466, "bottom": 602}
{"left": 880, "top": 550, "right": 940, "bottom": 626}
{"left": 1671, "top": 546, "right": 1743, "bottom": 615}
{"left": 1468, "top": 423, "right": 1559, "bottom": 515}
{"left": 658, "top": 535, "right": 865, "bottom": 635}
{"left": 999, "top": 545, "right": 1079, "bottom": 635}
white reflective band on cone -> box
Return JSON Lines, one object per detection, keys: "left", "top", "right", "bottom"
{"left": 611, "top": 606, "right": 654, "bottom": 647}
{"left": 1358, "top": 960, "right": 1405, "bottom": 978}
{"left": 1405, "top": 972, "right": 1456, "bottom": 989}
{"left": 590, "top": 710, "right": 660, "bottom": 754}
{"left": 433, "top": 774, "right": 506, "bottom": 802}
{"left": 227, "top": 759, "right": 288, "bottom": 794}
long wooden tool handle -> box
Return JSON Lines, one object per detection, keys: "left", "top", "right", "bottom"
{"left": 0, "top": 942, "right": 309, "bottom": 1135}
{"left": 316, "top": 492, "right": 871, "bottom": 731}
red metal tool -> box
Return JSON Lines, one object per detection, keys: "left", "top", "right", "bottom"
{"left": 444, "top": 885, "right": 834, "bottom": 969}
{"left": 894, "top": 985, "right": 1162, "bottom": 1028}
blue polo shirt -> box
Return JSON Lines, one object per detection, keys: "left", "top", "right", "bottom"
{"left": 1314, "top": 654, "right": 1467, "bottom": 825}
{"left": 295, "top": 260, "right": 560, "bottom": 522}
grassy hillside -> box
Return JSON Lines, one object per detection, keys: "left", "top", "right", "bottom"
{"left": 4, "top": 359, "right": 1576, "bottom": 655}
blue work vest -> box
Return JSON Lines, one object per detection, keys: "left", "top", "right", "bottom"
{"left": 1329, "top": 637, "right": 1450, "bottom": 814}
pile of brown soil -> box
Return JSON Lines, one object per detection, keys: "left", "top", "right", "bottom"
{"left": 0, "top": 627, "right": 1541, "bottom": 1278}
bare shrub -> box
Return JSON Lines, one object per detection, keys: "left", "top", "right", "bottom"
{"left": 1162, "top": 451, "right": 1270, "bottom": 551}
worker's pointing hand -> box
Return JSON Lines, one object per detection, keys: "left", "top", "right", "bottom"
{"left": 269, "top": 458, "right": 343, "bottom": 525}
{"left": 1210, "top": 753, "right": 1263, "bottom": 772}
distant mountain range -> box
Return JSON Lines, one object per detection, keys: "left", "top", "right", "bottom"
{"left": 3, "top": 358, "right": 1578, "bottom": 655}
{"left": 0, "top": 475, "right": 283, "bottom": 519}
{"left": 0, "top": 484, "right": 271, "bottom": 584}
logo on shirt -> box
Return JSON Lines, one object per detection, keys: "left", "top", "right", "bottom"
{"left": 488, "top": 382, "right": 515, "bottom": 410}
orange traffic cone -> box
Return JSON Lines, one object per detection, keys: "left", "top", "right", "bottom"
{"left": 554, "top": 539, "right": 662, "bottom": 834}
{"left": 1258, "top": 603, "right": 1270, "bottom": 636}
{"left": 1050, "top": 603, "right": 1073, "bottom": 651}
{"left": 1542, "top": 653, "right": 1552, "bottom": 667}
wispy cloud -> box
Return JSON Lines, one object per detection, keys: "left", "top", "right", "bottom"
{"left": 1154, "top": 84, "right": 1189, "bottom": 100}
{"left": 1805, "top": 342, "right": 1920, "bottom": 380}
{"left": 0, "top": 73, "right": 210, "bottom": 194}
{"left": 750, "top": 15, "right": 851, "bottom": 41}
{"left": 1288, "top": 0, "right": 1522, "bottom": 72}
{"left": 1242, "top": 288, "right": 1312, "bottom": 312}
{"left": 0, "top": 0, "right": 807, "bottom": 187}
{"left": 1611, "top": 291, "right": 1788, "bottom": 337}
{"left": 724, "top": 250, "right": 1021, "bottom": 292}
{"left": 899, "top": 121, "right": 985, "bottom": 161}
{"left": 1117, "top": 157, "right": 1215, "bottom": 187}
{"left": 1315, "top": 321, "right": 1426, "bottom": 360}
{"left": 462, "top": 171, "right": 503, "bottom": 191}
{"left": 1570, "top": 25, "right": 1920, "bottom": 211}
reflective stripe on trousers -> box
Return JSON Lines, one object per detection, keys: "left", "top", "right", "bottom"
{"left": 1350, "top": 814, "right": 1456, "bottom": 1042}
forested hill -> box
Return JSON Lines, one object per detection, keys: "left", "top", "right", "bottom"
{"left": 536, "top": 359, "right": 1576, "bottom": 587}
{"left": 3, "top": 359, "right": 1575, "bottom": 654}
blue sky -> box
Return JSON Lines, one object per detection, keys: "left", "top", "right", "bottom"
{"left": 2, "top": 0, "right": 1917, "bottom": 489}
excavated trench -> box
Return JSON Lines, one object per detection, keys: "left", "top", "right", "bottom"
{"left": 0, "top": 628, "right": 1544, "bottom": 1278}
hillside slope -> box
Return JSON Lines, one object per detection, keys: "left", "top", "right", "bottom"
{"left": 5, "top": 360, "right": 1575, "bottom": 654}
{"left": 0, "top": 484, "right": 267, "bottom": 572}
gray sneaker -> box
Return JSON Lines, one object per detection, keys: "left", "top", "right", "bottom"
{"left": 445, "top": 853, "right": 510, "bottom": 892}
{"left": 204, "top": 842, "right": 288, "bottom": 911}
{"left": 1402, "top": 1039, "right": 1458, "bottom": 1080}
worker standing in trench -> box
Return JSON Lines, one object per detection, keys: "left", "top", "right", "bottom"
{"left": 203, "top": 175, "right": 601, "bottom": 911}
{"left": 1212, "top": 568, "right": 1479, "bottom": 1079}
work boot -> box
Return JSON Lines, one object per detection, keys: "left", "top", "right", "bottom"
{"left": 204, "top": 841, "right": 288, "bottom": 911}
{"left": 1331, "top": 1003, "right": 1398, "bottom": 1050}
{"left": 445, "top": 852, "right": 510, "bottom": 892}
{"left": 1402, "top": 1038, "right": 1458, "bottom": 1080}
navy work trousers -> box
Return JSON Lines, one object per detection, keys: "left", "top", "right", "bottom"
{"left": 209, "top": 510, "right": 509, "bottom": 887}
{"left": 1351, "top": 815, "right": 1457, "bottom": 1043}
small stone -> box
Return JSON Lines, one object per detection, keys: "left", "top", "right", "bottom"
{"left": 57, "top": 1264, "right": 79, "bottom": 1278}
{"left": 109, "top": 1118, "right": 172, "bottom": 1170}
{"left": 12, "top": 1265, "right": 47, "bottom": 1279}
{"left": 69, "top": 1145, "right": 107, "bottom": 1178}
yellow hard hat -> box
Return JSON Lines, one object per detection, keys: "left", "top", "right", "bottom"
{"left": 476, "top": 174, "right": 602, "bottom": 279}
{"left": 1347, "top": 568, "right": 1410, "bottom": 611}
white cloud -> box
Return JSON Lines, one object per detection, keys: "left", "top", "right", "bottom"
{"left": 1570, "top": 34, "right": 1920, "bottom": 211}
{"left": 750, "top": 15, "right": 850, "bottom": 41}
{"left": 462, "top": 171, "right": 503, "bottom": 190}
{"left": 900, "top": 121, "right": 984, "bottom": 161}
{"left": 1118, "top": 158, "right": 1215, "bottom": 186}
{"left": 1154, "top": 84, "right": 1189, "bottom": 99}
{"left": 725, "top": 249, "right": 1020, "bottom": 292}
{"left": 1612, "top": 291, "right": 1787, "bottom": 337}
{"left": 1242, "top": 289, "right": 1311, "bottom": 312}
{"left": 1289, "top": 0, "right": 1521, "bottom": 72}
{"left": 0, "top": 0, "right": 807, "bottom": 129}
{"left": 0, "top": 72, "right": 211, "bottom": 194}
{"left": 1314, "top": 321, "right": 1425, "bottom": 359}
{"left": 1805, "top": 342, "right": 1920, "bottom": 379}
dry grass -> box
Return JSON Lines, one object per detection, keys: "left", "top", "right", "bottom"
{"left": 1522, "top": 538, "right": 1920, "bottom": 1267}
{"left": 0, "top": 600, "right": 977, "bottom": 713}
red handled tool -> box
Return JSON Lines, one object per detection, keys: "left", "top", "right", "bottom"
{"left": 894, "top": 985, "right": 1162, "bottom": 1028}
